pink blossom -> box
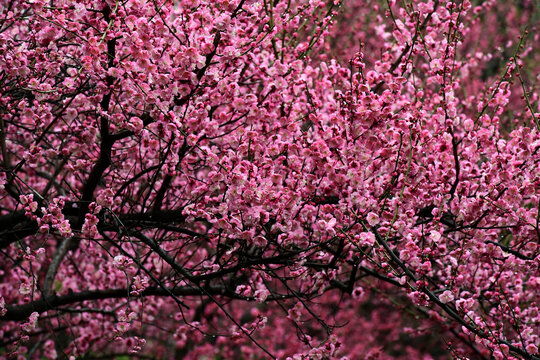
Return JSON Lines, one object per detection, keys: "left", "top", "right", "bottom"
{"left": 439, "top": 290, "right": 454, "bottom": 304}
{"left": 357, "top": 232, "right": 375, "bottom": 247}
{"left": 366, "top": 212, "right": 379, "bottom": 226}
{"left": 0, "top": 296, "right": 6, "bottom": 316}
{"left": 21, "top": 312, "right": 39, "bottom": 332}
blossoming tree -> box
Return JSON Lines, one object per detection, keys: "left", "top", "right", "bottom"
{"left": 0, "top": 0, "right": 539, "bottom": 358}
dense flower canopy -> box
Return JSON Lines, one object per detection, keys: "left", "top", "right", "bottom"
{"left": 0, "top": 0, "right": 539, "bottom": 359}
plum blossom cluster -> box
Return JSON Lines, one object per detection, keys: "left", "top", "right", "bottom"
{"left": 0, "top": 0, "right": 539, "bottom": 359}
